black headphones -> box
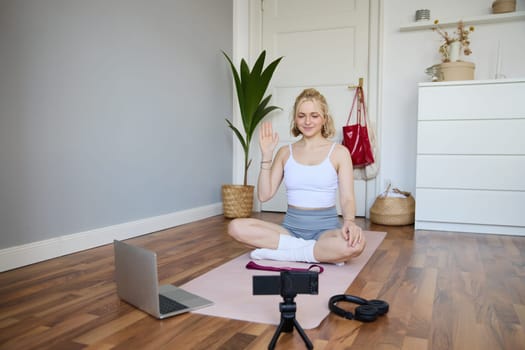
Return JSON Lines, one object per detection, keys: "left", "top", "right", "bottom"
{"left": 329, "top": 294, "right": 389, "bottom": 322}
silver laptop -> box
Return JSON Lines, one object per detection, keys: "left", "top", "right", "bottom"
{"left": 113, "top": 239, "right": 213, "bottom": 319}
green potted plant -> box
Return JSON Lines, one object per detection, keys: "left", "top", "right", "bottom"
{"left": 222, "top": 50, "right": 283, "bottom": 218}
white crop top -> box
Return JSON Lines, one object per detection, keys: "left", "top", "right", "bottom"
{"left": 284, "top": 143, "right": 338, "bottom": 208}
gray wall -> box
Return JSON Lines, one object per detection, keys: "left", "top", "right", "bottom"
{"left": 0, "top": 0, "right": 233, "bottom": 249}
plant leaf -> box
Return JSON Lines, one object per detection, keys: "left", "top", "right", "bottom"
{"left": 225, "top": 118, "right": 247, "bottom": 152}
{"left": 222, "top": 51, "right": 244, "bottom": 119}
{"left": 250, "top": 94, "right": 276, "bottom": 131}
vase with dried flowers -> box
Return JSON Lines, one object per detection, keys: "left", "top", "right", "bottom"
{"left": 430, "top": 20, "right": 476, "bottom": 81}
{"left": 432, "top": 20, "right": 475, "bottom": 62}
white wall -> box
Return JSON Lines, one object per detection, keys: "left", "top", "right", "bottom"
{"left": 379, "top": 0, "right": 525, "bottom": 196}
{"left": 0, "top": 0, "right": 233, "bottom": 250}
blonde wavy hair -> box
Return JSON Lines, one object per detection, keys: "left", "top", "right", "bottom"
{"left": 290, "top": 88, "right": 335, "bottom": 138}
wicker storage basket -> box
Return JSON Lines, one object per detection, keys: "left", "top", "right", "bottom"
{"left": 222, "top": 184, "right": 254, "bottom": 218}
{"left": 370, "top": 188, "right": 415, "bottom": 226}
{"left": 492, "top": 0, "right": 516, "bottom": 14}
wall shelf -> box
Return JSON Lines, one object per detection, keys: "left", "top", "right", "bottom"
{"left": 400, "top": 11, "right": 525, "bottom": 31}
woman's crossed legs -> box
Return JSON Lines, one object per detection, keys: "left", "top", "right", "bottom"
{"left": 227, "top": 218, "right": 365, "bottom": 264}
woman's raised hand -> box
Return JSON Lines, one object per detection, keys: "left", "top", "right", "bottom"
{"left": 259, "top": 121, "right": 279, "bottom": 156}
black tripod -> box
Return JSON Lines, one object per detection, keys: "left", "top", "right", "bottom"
{"left": 268, "top": 292, "right": 313, "bottom": 350}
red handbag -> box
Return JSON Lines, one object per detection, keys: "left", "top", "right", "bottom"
{"left": 342, "top": 86, "right": 375, "bottom": 168}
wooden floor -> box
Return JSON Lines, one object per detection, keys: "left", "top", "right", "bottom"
{"left": 1, "top": 212, "right": 524, "bottom": 350}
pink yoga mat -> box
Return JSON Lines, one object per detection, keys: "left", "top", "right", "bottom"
{"left": 182, "top": 230, "right": 386, "bottom": 329}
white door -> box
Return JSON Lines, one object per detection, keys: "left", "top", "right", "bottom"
{"left": 258, "top": 0, "right": 370, "bottom": 216}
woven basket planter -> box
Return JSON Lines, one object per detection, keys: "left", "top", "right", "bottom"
{"left": 222, "top": 184, "right": 254, "bottom": 218}
{"left": 370, "top": 189, "right": 415, "bottom": 226}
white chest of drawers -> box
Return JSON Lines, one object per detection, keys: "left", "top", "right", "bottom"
{"left": 415, "top": 79, "right": 525, "bottom": 236}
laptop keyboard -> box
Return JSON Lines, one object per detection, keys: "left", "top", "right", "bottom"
{"left": 159, "top": 294, "right": 188, "bottom": 314}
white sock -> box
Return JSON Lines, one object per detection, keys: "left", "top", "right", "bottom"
{"left": 277, "top": 234, "right": 310, "bottom": 250}
{"left": 250, "top": 240, "right": 318, "bottom": 263}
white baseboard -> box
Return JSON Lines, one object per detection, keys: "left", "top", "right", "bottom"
{"left": 415, "top": 221, "right": 525, "bottom": 236}
{"left": 0, "top": 203, "right": 223, "bottom": 272}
